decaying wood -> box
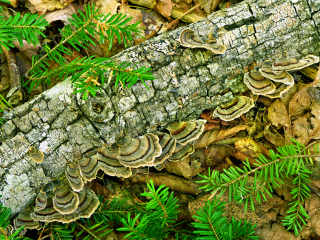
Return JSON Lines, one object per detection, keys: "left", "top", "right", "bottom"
{"left": 1, "top": 0, "right": 320, "bottom": 216}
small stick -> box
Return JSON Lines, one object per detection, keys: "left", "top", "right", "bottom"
{"left": 166, "top": 0, "right": 209, "bottom": 31}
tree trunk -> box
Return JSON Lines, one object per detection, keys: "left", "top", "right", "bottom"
{"left": 1, "top": 0, "right": 320, "bottom": 216}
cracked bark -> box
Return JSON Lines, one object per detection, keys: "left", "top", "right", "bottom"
{"left": 2, "top": 0, "right": 320, "bottom": 216}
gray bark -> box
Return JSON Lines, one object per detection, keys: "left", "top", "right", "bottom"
{"left": 1, "top": 0, "right": 320, "bottom": 216}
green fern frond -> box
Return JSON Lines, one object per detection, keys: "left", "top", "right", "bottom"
{"left": 197, "top": 140, "right": 319, "bottom": 236}
{"left": 0, "top": 7, "right": 48, "bottom": 53}
{"left": 51, "top": 223, "right": 75, "bottom": 240}
{"left": 23, "top": 4, "right": 153, "bottom": 100}
{"left": 192, "top": 197, "right": 259, "bottom": 240}
{"left": 0, "top": 199, "right": 29, "bottom": 239}
{"left": 75, "top": 219, "right": 112, "bottom": 240}
{"left": 117, "top": 180, "right": 180, "bottom": 240}
{"left": 93, "top": 196, "right": 136, "bottom": 225}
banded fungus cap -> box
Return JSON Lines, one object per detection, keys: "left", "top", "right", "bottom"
{"left": 52, "top": 179, "right": 80, "bottom": 214}
{"left": 35, "top": 189, "right": 47, "bottom": 211}
{"left": 152, "top": 131, "right": 176, "bottom": 166}
{"left": 168, "top": 141, "right": 195, "bottom": 162}
{"left": 97, "top": 146, "right": 132, "bottom": 178}
{"left": 2, "top": 225, "right": 13, "bottom": 236}
{"left": 14, "top": 207, "right": 41, "bottom": 231}
{"left": 213, "top": 96, "right": 254, "bottom": 121}
{"left": 166, "top": 119, "right": 206, "bottom": 145}
{"left": 243, "top": 70, "right": 276, "bottom": 95}
{"left": 65, "top": 161, "right": 84, "bottom": 192}
{"left": 264, "top": 82, "right": 293, "bottom": 98}
{"left": 78, "top": 154, "right": 100, "bottom": 182}
{"left": 155, "top": 160, "right": 167, "bottom": 171}
{"left": 31, "top": 185, "right": 99, "bottom": 223}
{"left": 259, "top": 61, "right": 294, "bottom": 85}
{"left": 178, "top": 28, "right": 226, "bottom": 54}
{"left": 117, "top": 133, "right": 162, "bottom": 168}
{"left": 272, "top": 54, "right": 319, "bottom": 74}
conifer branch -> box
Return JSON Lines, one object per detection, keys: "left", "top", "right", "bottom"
{"left": 198, "top": 140, "right": 319, "bottom": 236}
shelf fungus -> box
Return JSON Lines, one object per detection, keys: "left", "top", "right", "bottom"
{"left": 152, "top": 131, "right": 176, "bottom": 166}
{"left": 155, "top": 141, "right": 195, "bottom": 170}
{"left": 30, "top": 185, "right": 99, "bottom": 223}
{"left": 52, "top": 180, "right": 80, "bottom": 214}
{"left": 243, "top": 70, "right": 276, "bottom": 95}
{"left": 166, "top": 120, "right": 206, "bottom": 145}
{"left": 78, "top": 154, "right": 101, "bottom": 182}
{"left": 259, "top": 61, "right": 294, "bottom": 85}
{"left": 117, "top": 133, "right": 162, "bottom": 168}
{"left": 65, "top": 161, "right": 84, "bottom": 192}
{"left": 35, "top": 190, "right": 47, "bottom": 211}
{"left": 168, "top": 141, "right": 195, "bottom": 162}
{"left": 213, "top": 96, "right": 254, "bottom": 121}
{"left": 178, "top": 28, "right": 226, "bottom": 54}
{"left": 272, "top": 54, "right": 319, "bottom": 74}
{"left": 264, "top": 82, "right": 293, "bottom": 98}
{"left": 13, "top": 207, "right": 41, "bottom": 231}
{"left": 97, "top": 146, "right": 132, "bottom": 178}
{"left": 1, "top": 225, "right": 13, "bottom": 236}
{"left": 26, "top": 146, "right": 44, "bottom": 163}
{"left": 14, "top": 119, "right": 210, "bottom": 229}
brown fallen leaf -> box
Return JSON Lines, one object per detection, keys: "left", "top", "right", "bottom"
{"left": 90, "top": 179, "right": 112, "bottom": 199}
{"left": 264, "top": 123, "right": 285, "bottom": 147}
{"left": 165, "top": 156, "right": 204, "bottom": 179}
{"left": 289, "top": 87, "right": 312, "bottom": 117}
{"left": 95, "top": 0, "right": 120, "bottom": 15}
{"left": 194, "top": 129, "right": 219, "bottom": 149}
{"left": 292, "top": 102, "right": 320, "bottom": 145}
{"left": 268, "top": 99, "right": 290, "bottom": 128}
{"left": 217, "top": 125, "right": 247, "bottom": 140}
{"left": 200, "top": 112, "right": 220, "bottom": 123}
{"left": 27, "top": 0, "right": 74, "bottom": 14}
{"left": 292, "top": 113, "right": 312, "bottom": 145}
{"left": 153, "top": 0, "right": 172, "bottom": 18}
{"left": 203, "top": 123, "right": 220, "bottom": 131}
{"left": 268, "top": 99, "right": 294, "bottom": 144}
{"left": 233, "top": 138, "right": 270, "bottom": 166}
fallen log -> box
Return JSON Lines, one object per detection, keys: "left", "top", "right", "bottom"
{"left": 1, "top": 0, "right": 320, "bottom": 216}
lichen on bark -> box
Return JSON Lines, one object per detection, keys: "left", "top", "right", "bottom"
{"left": 1, "top": 0, "right": 320, "bottom": 216}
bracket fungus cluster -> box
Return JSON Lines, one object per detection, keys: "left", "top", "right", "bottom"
{"left": 244, "top": 54, "right": 319, "bottom": 98}
{"left": 178, "top": 28, "right": 226, "bottom": 54}
{"left": 213, "top": 96, "right": 255, "bottom": 122}
{"left": 14, "top": 119, "right": 207, "bottom": 230}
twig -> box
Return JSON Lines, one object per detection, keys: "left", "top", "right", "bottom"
{"left": 166, "top": 0, "right": 209, "bottom": 31}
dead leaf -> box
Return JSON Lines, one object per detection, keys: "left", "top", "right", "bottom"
{"left": 289, "top": 88, "right": 312, "bottom": 117}
{"left": 205, "top": 145, "right": 233, "bottom": 168}
{"left": 119, "top": 5, "right": 146, "bottom": 31}
{"left": 165, "top": 156, "right": 204, "bottom": 179}
{"left": 194, "top": 129, "right": 219, "bottom": 149}
{"left": 233, "top": 138, "right": 269, "bottom": 166}
{"left": 94, "top": 0, "right": 120, "bottom": 15}
{"left": 90, "top": 179, "right": 111, "bottom": 198}
{"left": 44, "top": 4, "right": 76, "bottom": 25}
{"left": 217, "top": 125, "right": 247, "bottom": 140}
{"left": 268, "top": 99, "right": 290, "bottom": 128}
{"left": 280, "top": 82, "right": 299, "bottom": 108}
{"left": 7, "top": 0, "right": 18, "bottom": 7}
{"left": 154, "top": 0, "right": 172, "bottom": 18}
{"left": 26, "top": 0, "right": 73, "bottom": 14}
{"left": 291, "top": 102, "right": 320, "bottom": 145}
{"left": 264, "top": 123, "right": 285, "bottom": 147}
{"left": 309, "top": 102, "right": 320, "bottom": 141}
